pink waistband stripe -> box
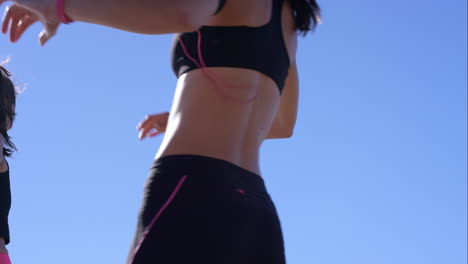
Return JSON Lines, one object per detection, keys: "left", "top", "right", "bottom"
{"left": 130, "top": 175, "right": 188, "bottom": 263}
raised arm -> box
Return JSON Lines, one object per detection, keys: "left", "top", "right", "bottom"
{"left": 1, "top": 0, "right": 221, "bottom": 44}
{"left": 61, "top": 0, "right": 220, "bottom": 34}
{"left": 266, "top": 62, "right": 299, "bottom": 139}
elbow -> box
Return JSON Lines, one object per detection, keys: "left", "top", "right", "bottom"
{"left": 278, "top": 119, "right": 296, "bottom": 139}
{"left": 267, "top": 123, "right": 295, "bottom": 139}
{"left": 279, "top": 126, "right": 295, "bottom": 139}
{"left": 284, "top": 129, "right": 294, "bottom": 139}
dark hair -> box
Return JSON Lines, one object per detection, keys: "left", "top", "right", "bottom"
{"left": 290, "top": 0, "right": 321, "bottom": 35}
{"left": 0, "top": 65, "right": 17, "bottom": 157}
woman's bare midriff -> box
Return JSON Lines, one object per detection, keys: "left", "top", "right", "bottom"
{"left": 155, "top": 67, "right": 281, "bottom": 176}
{"left": 155, "top": 0, "right": 297, "bottom": 176}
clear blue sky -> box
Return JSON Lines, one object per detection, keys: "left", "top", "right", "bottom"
{"left": 0, "top": 0, "right": 466, "bottom": 263}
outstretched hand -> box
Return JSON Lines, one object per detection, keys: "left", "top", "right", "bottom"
{"left": 1, "top": 0, "right": 60, "bottom": 45}
{"left": 137, "top": 112, "right": 170, "bottom": 140}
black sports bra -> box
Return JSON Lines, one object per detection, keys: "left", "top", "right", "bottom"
{"left": 171, "top": 0, "right": 290, "bottom": 94}
{"left": 0, "top": 167, "right": 11, "bottom": 245}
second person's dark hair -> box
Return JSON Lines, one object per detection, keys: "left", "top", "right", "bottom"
{"left": 0, "top": 65, "right": 17, "bottom": 157}
{"left": 290, "top": 0, "right": 321, "bottom": 35}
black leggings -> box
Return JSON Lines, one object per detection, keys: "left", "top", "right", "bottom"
{"left": 127, "top": 155, "right": 286, "bottom": 264}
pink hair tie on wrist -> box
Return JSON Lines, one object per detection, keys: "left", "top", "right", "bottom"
{"left": 0, "top": 253, "right": 11, "bottom": 264}
{"left": 56, "top": 0, "right": 74, "bottom": 24}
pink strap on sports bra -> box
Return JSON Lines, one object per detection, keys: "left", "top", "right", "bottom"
{"left": 177, "top": 30, "right": 258, "bottom": 104}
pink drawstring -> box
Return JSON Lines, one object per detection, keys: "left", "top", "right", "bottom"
{"left": 130, "top": 175, "right": 188, "bottom": 263}
{"left": 178, "top": 30, "right": 258, "bottom": 103}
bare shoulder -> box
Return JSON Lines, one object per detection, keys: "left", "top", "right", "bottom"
{"left": 0, "top": 136, "right": 5, "bottom": 173}
{"left": 281, "top": 0, "right": 298, "bottom": 62}
{"left": 0, "top": 157, "right": 7, "bottom": 173}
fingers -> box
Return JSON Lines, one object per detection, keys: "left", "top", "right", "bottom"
{"left": 136, "top": 113, "right": 169, "bottom": 140}
{"left": 136, "top": 114, "right": 168, "bottom": 131}
{"left": 11, "top": 15, "right": 35, "bottom": 42}
{"left": 138, "top": 120, "right": 163, "bottom": 140}
{"left": 2, "top": 5, "right": 12, "bottom": 34}
{"left": 138, "top": 127, "right": 152, "bottom": 140}
{"left": 2, "top": 4, "right": 40, "bottom": 43}
{"left": 1, "top": 3, "right": 58, "bottom": 45}
{"left": 138, "top": 128, "right": 162, "bottom": 140}
{"left": 148, "top": 130, "right": 163, "bottom": 138}
{"left": 39, "top": 22, "right": 58, "bottom": 45}
{"left": 7, "top": 11, "right": 18, "bottom": 41}
{"left": 137, "top": 117, "right": 155, "bottom": 140}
